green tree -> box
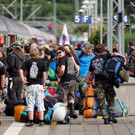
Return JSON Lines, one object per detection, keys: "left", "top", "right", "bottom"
{"left": 89, "top": 25, "right": 107, "bottom": 46}
{"left": 73, "top": 24, "right": 89, "bottom": 35}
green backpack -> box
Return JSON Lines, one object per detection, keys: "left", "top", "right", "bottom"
{"left": 48, "top": 67, "right": 55, "bottom": 80}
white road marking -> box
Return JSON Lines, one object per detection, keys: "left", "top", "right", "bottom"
{"left": 3, "top": 122, "right": 25, "bottom": 135}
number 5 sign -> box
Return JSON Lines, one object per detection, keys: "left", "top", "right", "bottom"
{"left": 74, "top": 16, "right": 92, "bottom": 24}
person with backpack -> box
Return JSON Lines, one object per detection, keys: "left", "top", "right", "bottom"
{"left": 7, "top": 41, "right": 25, "bottom": 102}
{"left": 89, "top": 44, "right": 126, "bottom": 124}
{"left": 76, "top": 43, "right": 95, "bottom": 115}
{"left": 19, "top": 47, "right": 47, "bottom": 127}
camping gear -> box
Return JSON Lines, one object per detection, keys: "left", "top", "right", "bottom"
{"left": 44, "top": 107, "right": 54, "bottom": 124}
{"left": 52, "top": 102, "right": 67, "bottom": 121}
{"left": 14, "top": 105, "right": 26, "bottom": 122}
{"left": 114, "top": 97, "right": 128, "bottom": 117}
{"left": 4, "top": 99, "right": 22, "bottom": 116}
{"left": 83, "top": 87, "right": 97, "bottom": 118}
{"left": 103, "top": 56, "right": 124, "bottom": 84}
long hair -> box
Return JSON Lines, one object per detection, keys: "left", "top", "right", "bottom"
{"left": 57, "top": 46, "right": 71, "bottom": 57}
{"left": 30, "top": 48, "right": 39, "bottom": 58}
{"left": 0, "top": 50, "right": 7, "bottom": 57}
{"left": 64, "top": 44, "right": 79, "bottom": 63}
{"left": 57, "top": 46, "right": 70, "bottom": 64}
{"left": 12, "top": 47, "right": 24, "bottom": 55}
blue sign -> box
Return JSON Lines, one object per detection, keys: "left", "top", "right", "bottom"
{"left": 74, "top": 16, "right": 92, "bottom": 24}
{"left": 113, "top": 15, "right": 129, "bottom": 24}
{"left": 124, "top": 15, "right": 129, "bottom": 24}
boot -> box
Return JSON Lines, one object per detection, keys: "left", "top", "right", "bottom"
{"left": 69, "top": 103, "right": 78, "bottom": 119}
{"left": 104, "top": 118, "right": 110, "bottom": 124}
{"left": 109, "top": 114, "right": 118, "bottom": 123}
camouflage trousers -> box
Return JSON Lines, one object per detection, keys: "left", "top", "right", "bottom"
{"left": 95, "top": 81, "right": 116, "bottom": 119}
{"left": 76, "top": 79, "right": 87, "bottom": 115}
{"left": 57, "top": 80, "right": 76, "bottom": 103}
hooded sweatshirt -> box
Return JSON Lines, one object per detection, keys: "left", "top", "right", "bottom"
{"left": 7, "top": 52, "right": 24, "bottom": 77}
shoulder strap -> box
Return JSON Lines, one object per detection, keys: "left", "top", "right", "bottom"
{"left": 79, "top": 51, "right": 84, "bottom": 59}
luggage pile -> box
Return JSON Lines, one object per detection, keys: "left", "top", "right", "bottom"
{"left": 82, "top": 87, "right": 128, "bottom": 119}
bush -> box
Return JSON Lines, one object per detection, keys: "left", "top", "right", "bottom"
{"left": 88, "top": 24, "right": 107, "bottom": 46}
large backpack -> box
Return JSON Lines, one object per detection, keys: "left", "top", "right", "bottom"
{"left": 14, "top": 105, "right": 26, "bottom": 122}
{"left": 44, "top": 107, "right": 54, "bottom": 124}
{"left": 114, "top": 97, "right": 128, "bottom": 117}
{"left": 96, "top": 97, "right": 128, "bottom": 118}
{"left": 48, "top": 67, "right": 56, "bottom": 80}
{"left": 103, "top": 56, "right": 125, "bottom": 84}
{"left": 83, "top": 87, "right": 97, "bottom": 118}
{"left": 4, "top": 99, "right": 22, "bottom": 116}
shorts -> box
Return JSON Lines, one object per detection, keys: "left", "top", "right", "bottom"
{"left": 57, "top": 80, "right": 76, "bottom": 103}
{"left": 26, "top": 84, "right": 45, "bottom": 112}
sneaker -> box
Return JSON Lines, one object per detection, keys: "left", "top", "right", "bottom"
{"left": 26, "top": 122, "right": 34, "bottom": 127}
{"left": 39, "top": 122, "right": 44, "bottom": 127}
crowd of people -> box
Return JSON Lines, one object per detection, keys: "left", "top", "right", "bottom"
{"left": 0, "top": 40, "right": 135, "bottom": 126}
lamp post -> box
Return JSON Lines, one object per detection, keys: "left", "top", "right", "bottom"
{"left": 20, "top": 0, "right": 23, "bottom": 22}
{"left": 100, "top": 0, "right": 103, "bottom": 43}
{"left": 53, "top": 0, "right": 57, "bottom": 42}
{"left": 78, "top": 0, "right": 98, "bottom": 37}
{"left": 81, "top": 0, "right": 94, "bottom": 37}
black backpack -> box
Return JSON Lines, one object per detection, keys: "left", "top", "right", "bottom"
{"left": 4, "top": 99, "right": 22, "bottom": 116}
{"left": 103, "top": 56, "right": 125, "bottom": 84}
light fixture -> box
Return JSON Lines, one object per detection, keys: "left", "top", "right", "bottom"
{"left": 82, "top": 0, "right": 89, "bottom": 5}
{"left": 81, "top": 5, "right": 88, "bottom": 9}
{"left": 90, "top": 0, "right": 96, "bottom": 4}
{"left": 78, "top": 9, "right": 85, "bottom": 13}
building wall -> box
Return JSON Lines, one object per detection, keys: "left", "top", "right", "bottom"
{"left": 115, "top": 77, "right": 135, "bottom": 115}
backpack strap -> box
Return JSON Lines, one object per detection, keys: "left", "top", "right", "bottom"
{"left": 79, "top": 51, "right": 84, "bottom": 59}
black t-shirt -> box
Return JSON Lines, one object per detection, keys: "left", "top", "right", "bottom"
{"left": 40, "top": 55, "right": 49, "bottom": 70}
{"left": 89, "top": 53, "right": 111, "bottom": 81}
{"left": 21, "top": 58, "right": 47, "bottom": 86}
{"left": 24, "top": 55, "right": 30, "bottom": 62}
{"left": 58, "top": 55, "right": 76, "bottom": 83}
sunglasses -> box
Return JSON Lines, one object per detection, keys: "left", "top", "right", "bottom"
{"left": 57, "top": 51, "right": 62, "bottom": 55}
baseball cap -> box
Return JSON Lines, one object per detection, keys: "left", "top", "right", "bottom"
{"left": 12, "top": 41, "right": 23, "bottom": 50}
